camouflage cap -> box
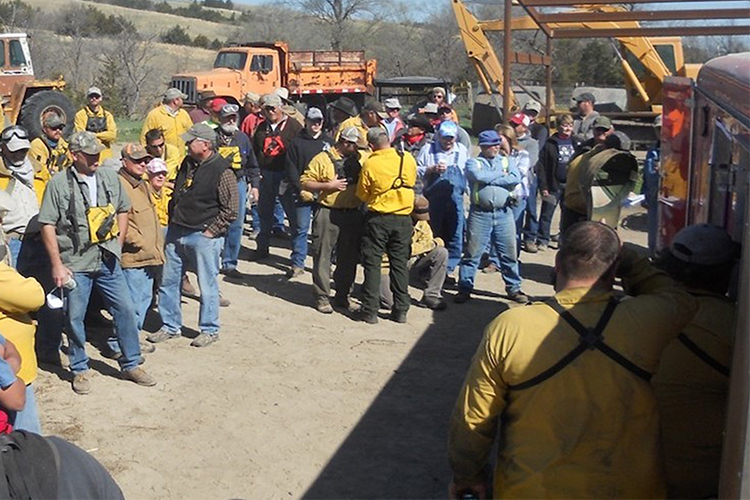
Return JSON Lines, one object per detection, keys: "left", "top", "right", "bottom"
{"left": 121, "top": 143, "right": 151, "bottom": 161}
{"left": 68, "top": 131, "right": 104, "bottom": 155}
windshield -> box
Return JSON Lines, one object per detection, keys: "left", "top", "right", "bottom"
{"left": 214, "top": 52, "right": 247, "bottom": 70}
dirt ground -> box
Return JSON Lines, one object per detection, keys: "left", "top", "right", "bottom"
{"left": 34, "top": 206, "right": 649, "bottom": 499}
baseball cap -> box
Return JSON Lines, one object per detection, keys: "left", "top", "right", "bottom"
{"left": 164, "top": 87, "right": 188, "bottom": 101}
{"left": 477, "top": 130, "right": 502, "bottom": 146}
{"left": 407, "top": 114, "right": 433, "bottom": 133}
{"left": 181, "top": 123, "right": 216, "bottom": 143}
{"left": 121, "top": 143, "right": 151, "bottom": 161}
{"left": 363, "top": 101, "right": 388, "bottom": 119}
{"left": 509, "top": 112, "right": 531, "bottom": 128}
{"left": 423, "top": 103, "right": 439, "bottom": 114}
{"left": 593, "top": 115, "right": 613, "bottom": 130}
{"left": 576, "top": 92, "right": 596, "bottom": 103}
{"left": 306, "top": 107, "right": 324, "bottom": 121}
{"left": 220, "top": 103, "right": 240, "bottom": 118}
{"left": 383, "top": 98, "right": 401, "bottom": 110}
{"left": 87, "top": 86, "right": 102, "bottom": 98}
{"left": 670, "top": 224, "right": 738, "bottom": 266}
{"left": 1, "top": 126, "right": 30, "bottom": 152}
{"left": 68, "top": 131, "right": 104, "bottom": 155}
{"left": 43, "top": 114, "right": 65, "bottom": 128}
{"left": 523, "top": 100, "right": 542, "bottom": 113}
{"left": 438, "top": 120, "right": 458, "bottom": 138}
{"left": 243, "top": 91, "right": 261, "bottom": 105}
{"left": 366, "top": 127, "right": 388, "bottom": 144}
{"left": 198, "top": 90, "right": 216, "bottom": 101}
{"left": 260, "top": 94, "right": 282, "bottom": 108}
{"left": 210, "top": 98, "right": 228, "bottom": 114}
{"left": 146, "top": 157, "right": 169, "bottom": 175}
{"left": 339, "top": 126, "right": 360, "bottom": 144}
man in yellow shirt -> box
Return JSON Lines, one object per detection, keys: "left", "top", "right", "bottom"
{"left": 300, "top": 126, "right": 363, "bottom": 314}
{"left": 448, "top": 221, "right": 698, "bottom": 499}
{"left": 335, "top": 101, "right": 388, "bottom": 148}
{"left": 140, "top": 88, "right": 192, "bottom": 161}
{"left": 356, "top": 127, "right": 417, "bottom": 324}
{"left": 74, "top": 86, "right": 117, "bottom": 161}
{"left": 28, "top": 114, "right": 72, "bottom": 201}
{"left": 144, "top": 128, "right": 180, "bottom": 184}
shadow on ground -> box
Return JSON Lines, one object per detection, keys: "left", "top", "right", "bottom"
{"left": 303, "top": 293, "right": 508, "bottom": 499}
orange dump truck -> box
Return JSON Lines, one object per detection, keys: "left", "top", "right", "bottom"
{"left": 170, "top": 42, "right": 377, "bottom": 107}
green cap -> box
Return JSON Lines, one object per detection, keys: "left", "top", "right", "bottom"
{"left": 68, "top": 131, "right": 104, "bottom": 155}
{"left": 593, "top": 115, "right": 612, "bottom": 130}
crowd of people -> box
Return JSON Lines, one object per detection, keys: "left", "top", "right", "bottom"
{"left": 0, "top": 81, "right": 741, "bottom": 499}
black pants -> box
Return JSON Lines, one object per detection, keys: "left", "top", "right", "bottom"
{"left": 361, "top": 213, "right": 412, "bottom": 315}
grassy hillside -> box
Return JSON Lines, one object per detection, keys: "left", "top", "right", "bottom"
{"left": 23, "top": 0, "right": 239, "bottom": 42}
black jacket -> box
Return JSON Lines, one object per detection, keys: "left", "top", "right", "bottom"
{"left": 536, "top": 134, "right": 574, "bottom": 193}
{"left": 253, "top": 117, "right": 304, "bottom": 172}
{"left": 284, "top": 129, "right": 333, "bottom": 194}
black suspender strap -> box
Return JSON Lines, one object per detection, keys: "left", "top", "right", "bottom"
{"left": 678, "top": 333, "right": 730, "bottom": 377}
{"left": 507, "top": 297, "right": 652, "bottom": 391}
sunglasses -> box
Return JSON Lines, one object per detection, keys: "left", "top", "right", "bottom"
{"left": 149, "top": 142, "right": 165, "bottom": 149}
{"left": 50, "top": 124, "right": 65, "bottom": 131}
{"left": 264, "top": 106, "right": 278, "bottom": 112}
{"left": 439, "top": 108, "right": 452, "bottom": 114}
{"left": 127, "top": 156, "right": 150, "bottom": 164}
{"left": 1, "top": 126, "right": 28, "bottom": 141}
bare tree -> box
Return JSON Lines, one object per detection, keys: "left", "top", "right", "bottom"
{"left": 109, "top": 29, "right": 159, "bottom": 118}
{"left": 284, "top": 0, "right": 392, "bottom": 50}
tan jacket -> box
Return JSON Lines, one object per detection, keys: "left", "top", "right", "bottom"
{"left": 118, "top": 169, "right": 164, "bottom": 268}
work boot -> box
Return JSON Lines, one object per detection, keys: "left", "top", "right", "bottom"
{"left": 389, "top": 310, "right": 408, "bottom": 324}
{"left": 122, "top": 367, "right": 156, "bottom": 387}
{"left": 181, "top": 275, "right": 198, "bottom": 298}
{"left": 286, "top": 266, "right": 304, "bottom": 279}
{"left": 191, "top": 333, "right": 219, "bottom": 348}
{"left": 523, "top": 241, "right": 538, "bottom": 254}
{"left": 316, "top": 299, "right": 334, "bottom": 314}
{"left": 333, "top": 295, "right": 360, "bottom": 313}
{"left": 147, "top": 328, "right": 180, "bottom": 344}
{"left": 356, "top": 310, "right": 378, "bottom": 324}
{"left": 454, "top": 291, "right": 471, "bottom": 304}
{"left": 482, "top": 263, "right": 498, "bottom": 274}
{"left": 140, "top": 341, "right": 156, "bottom": 354}
{"left": 219, "top": 294, "right": 231, "bottom": 307}
{"left": 221, "top": 268, "right": 244, "bottom": 280}
{"left": 537, "top": 243, "right": 549, "bottom": 252}
{"left": 72, "top": 371, "right": 92, "bottom": 395}
{"left": 507, "top": 290, "right": 530, "bottom": 304}
{"left": 420, "top": 296, "right": 447, "bottom": 311}
{"left": 249, "top": 249, "right": 270, "bottom": 261}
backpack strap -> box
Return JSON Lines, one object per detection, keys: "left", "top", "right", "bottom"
{"left": 678, "top": 333, "right": 730, "bottom": 377}
{"left": 508, "top": 297, "right": 651, "bottom": 391}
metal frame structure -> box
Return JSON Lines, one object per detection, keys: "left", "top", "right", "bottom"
{"left": 493, "top": 0, "right": 750, "bottom": 120}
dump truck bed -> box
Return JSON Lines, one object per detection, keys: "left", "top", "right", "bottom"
{"left": 287, "top": 50, "right": 376, "bottom": 95}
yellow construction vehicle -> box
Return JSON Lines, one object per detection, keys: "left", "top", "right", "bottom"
{"left": 452, "top": 0, "right": 701, "bottom": 130}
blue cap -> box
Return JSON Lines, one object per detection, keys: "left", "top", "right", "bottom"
{"left": 478, "top": 130, "right": 502, "bottom": 146}
{"left": 438, "top": 120, "right": 458, "bottom": 138}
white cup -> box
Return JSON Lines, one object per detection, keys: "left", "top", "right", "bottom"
{"left": 46, "top": 288, "right": 64, "bottom": 310}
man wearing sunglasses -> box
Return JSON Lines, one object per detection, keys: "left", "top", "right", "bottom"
{"left": 28, "top": 114, "right": 71, "bottom": 198}
{"left": 252, "top": 93, "right": 303, "bottom": 260}
{"left": 37, "top": 131, "right": 156, "bottom": 394}
{"left": 216, "top": 103, "right": 258, "bottom": 279}
{"left": 0, "top": 126, "right": 37, "bottom": 268}
{"left": 74, "top": 86, "right": 117, "bottom": 162}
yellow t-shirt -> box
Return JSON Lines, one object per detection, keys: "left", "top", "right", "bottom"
{"left": 356, "top": 148, "right": 416, "bottom": 215}
{"left": 300, "top": 148, "right": 362, "bottom": 209}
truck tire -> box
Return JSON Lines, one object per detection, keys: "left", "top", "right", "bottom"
{"left": 18, "top": 90, "right": 75, "bottom": 140}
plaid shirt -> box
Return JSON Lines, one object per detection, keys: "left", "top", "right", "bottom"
{"left": 206, "top": 168, "right": 239, "bottom": 237}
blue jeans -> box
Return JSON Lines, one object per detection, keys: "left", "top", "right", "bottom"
{"left": 428, "top": 197, "right": 464, "bottom": 273}
{"left": 537, "top": 188, "right": 562, "bottom": 245}
{"left": 159, "top": 226, "right": 223, "bottom": 335}
{"left": 257, "top": 170, "right": 290, "bottom": 253}
{"left": 67, "top": 256, "right": 142, "bottom": 374}
{"left": 7, "top": 238, "right": 21, "bottom": 269}
{"left": 458, "top": 207, "right": 522, "bottom": 294}
{"left": 522, "top": 176, "right": 539, "bottom": 243}
{"left": 250, "top": 199, "right": 284, "bottom": 233}
{"left": 511, "top": 197, "right": 527, "bottom": 256}
{"left": 222, "top": 177, "right": 248, "bottom": 271}
{"left": 107, "top": 266, "right": 157, "bottom": 354}
{"left": 9, "top": 384, "right": 40, "bottom": 433}
{"left": 280, "top": 191, "right": 313, "bottom": 269}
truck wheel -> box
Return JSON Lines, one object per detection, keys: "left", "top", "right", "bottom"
{"left": 18, "top": 90, "right": 75, "bottom": 139}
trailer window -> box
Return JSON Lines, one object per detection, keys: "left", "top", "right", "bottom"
{"left": 214, "top": 52, "right": 247, "bottom": 71}
{"left": 250, "top": 55, "right": 273, "bottom": 73}
{"left": 8, "top": 40, "right": 25, "bottom": 67}
{"left": 0, "top": 41, "right": 5, "bottom": 67}
{"left": 654, "top": 44, "right": 677, "bottom": 74}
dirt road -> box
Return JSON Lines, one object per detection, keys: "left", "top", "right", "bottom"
{"left": 34, "top": 208, "right": 649, "bottom": 499}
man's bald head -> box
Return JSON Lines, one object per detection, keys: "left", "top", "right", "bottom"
{"left": 556, "top": 222, "right": 621, "bottom": 284}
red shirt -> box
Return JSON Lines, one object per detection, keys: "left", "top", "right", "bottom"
{"left": 241, "top": 113, "right": 264, "bottom": 138}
